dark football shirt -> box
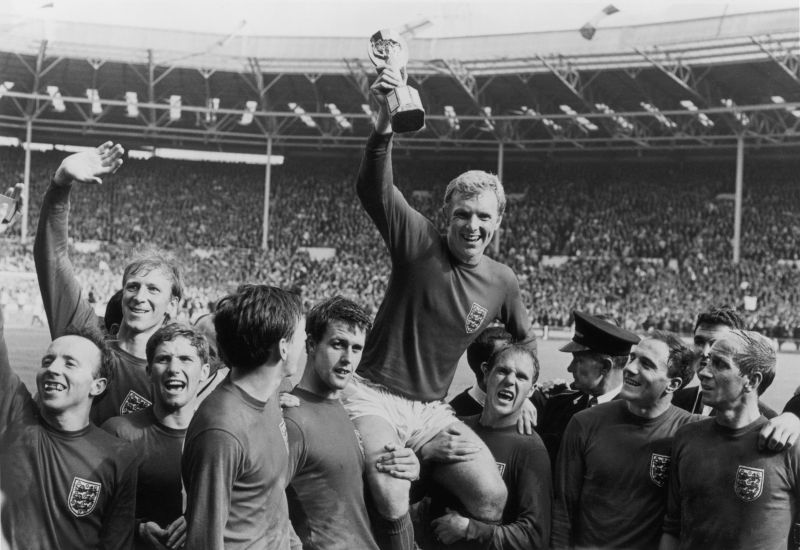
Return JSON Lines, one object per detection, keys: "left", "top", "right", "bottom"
{"left": 355, "top": 132, "right": 537, "bottom": 402}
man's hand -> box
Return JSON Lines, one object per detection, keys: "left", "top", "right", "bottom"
{"left": 758, "top": 412, "right": 800, "bottom": 451}
{"left": 53, "top": 141, "right": 124, "bottom": 186}
{"left": 431, "top": 508, "right": 469, "bottom": 545}
{"left": 517, "top": 398, "right": 538, "bottom": 434}
{"left": 369, "top": 66, "right": 405, "bottom": 134}
{"left": 279, "top": 392, "right": 300, "bottom": 409}
{"left": 164, "top": 516, "right": 187, "bottom": 549}
{"left": 0, "top": 183, "right": 23, "bottom": 235}
{"left": 376, "top": 442, "right": 420, "bottom": 481}
{"left": 139, "top": 521, "right": 170, "bottom": 550}
{"left": 418, "top": 424, "right": 480, "bottom": 463}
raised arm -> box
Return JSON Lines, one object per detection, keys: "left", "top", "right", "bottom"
{"left": 355, "top": 67, "right": 434, "bottom": 261}
{"left": 0, "top": 192, "right": 36, "bottom": 437}
{"left": 33, "top": 142, "right": 124, "bottom": 338}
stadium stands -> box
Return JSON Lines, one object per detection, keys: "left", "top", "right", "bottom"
{"left": 2, "top": 146, "right": 800, "bottom": 338}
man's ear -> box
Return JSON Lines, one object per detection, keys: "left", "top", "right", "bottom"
{"left": 305, "top": 338, "right": 316, "bottom": 356}
{"left": 278, "top": 337, "right": 289, "bottom": 362}
{"left": 664, "top": 376, "right": 682, "bottom": 395}
{"left": 600, "top": 357, "right": 613, "bottom": 375}
{"left": 200, "top": 362, "right": 210, "bottom": 383}
{"left": 90, "top": 377, "right": 107, "bottom": 397}
{"left": 744, "top": 372, "right": 763, "bottom": 394}
{"left": 481, "top": 362, "right": 490, "bottom": 379}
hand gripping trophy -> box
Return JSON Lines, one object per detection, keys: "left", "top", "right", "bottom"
{"left": 368, "top": 29, "right": 425, "bottom": 133}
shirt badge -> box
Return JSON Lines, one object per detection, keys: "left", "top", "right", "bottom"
{"left": 734, "top": 465, "right": 765, "bottom": 502}
{"left": 68, "top": 477, "right": 101, "bottom": 517}
{"left": 465, "top": 302, "right": 488, "bottom": 334}
{"left": 649, "top": 453, "right": 670, "bottom": 487}
{"left": 120, "top": 390, "right": 152, "bottom": 415}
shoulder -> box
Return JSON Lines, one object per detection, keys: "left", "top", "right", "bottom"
{"left": 544, "top": 391, "right": 586, "bottom": 412}
{"left": 481, "top": 257, "right": 517, "bottom": 282}
{"left": 100, "top": 409, "right": 152, "bottom": 439}
{"left": 674, "top": 416, "right": 713, "bottom": 441}
{"left": 87, "top": 425, "right": 138, "bottom": 465}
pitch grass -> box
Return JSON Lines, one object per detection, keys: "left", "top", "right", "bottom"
{"left": 7, "top": 326, "right": 800, "bottom": 412}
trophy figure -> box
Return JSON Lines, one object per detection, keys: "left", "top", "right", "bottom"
{"left": 368, "top": 29, "right": 425, "bottom": 133}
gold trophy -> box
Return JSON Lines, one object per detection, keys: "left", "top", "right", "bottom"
{"left": 368, "top": 29, "right": 425, "bottom": 133}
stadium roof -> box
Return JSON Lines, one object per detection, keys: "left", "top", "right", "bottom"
{"left": 0, "top": 1, "right": 798, "bottom": 161}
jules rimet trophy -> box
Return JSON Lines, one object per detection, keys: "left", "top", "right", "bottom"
{"left": 368, "top": 29, "right": 425, "bottom": 133}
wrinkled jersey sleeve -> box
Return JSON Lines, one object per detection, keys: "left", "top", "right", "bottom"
{"left": 355, "top": 131, "right": 437, "bottom": 263}
{"left": 99, "top": 448, "right": 139, "bottom": 550}
{"left": 551, "top": 416, "right": 586, "bottom": 549}
{"left": 34, "top": 184, "right": 100, "bottom": 339}
{"left": 0, "top": 309, "right": 35, "bottom": 438}
{"left": 182, "top": 429, "right": 242, "bottom": 550}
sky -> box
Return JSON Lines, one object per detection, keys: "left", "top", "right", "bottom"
{"left": 2, "top": 0, "right": 797, "bottom": 38}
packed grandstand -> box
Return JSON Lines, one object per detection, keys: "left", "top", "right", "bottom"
{"left": 2, "top": 145, "right": 800, "bottom": 340}
{"left": 0, "top": 4, "right": 799, "bottom": 340}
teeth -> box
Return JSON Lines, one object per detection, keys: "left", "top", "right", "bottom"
{"left": 625, "top": 379, "right": 640, "bottom": 387}
{"left": 498, "top": 390, "right": 514, "bottom": 401}
{"left": 43, "top": 381, "right": 65, "bottom": 391}
{"left": 165, "top": 381, "right": 185, "bottom": 389}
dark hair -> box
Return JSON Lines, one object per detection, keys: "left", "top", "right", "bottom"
{"left": 694, "top": 307, "right": 745, "bottom": 333}
{"left": 487, "top": 344, "right": 540, "bottom": 385}
{"left": 103, "top": 289, "right": 124, "bottom": 334}
{"left": 466, "top": 326, "right": 513, "bottom": 377}
{"left": 145, "top": 324, "right": 211, "bottom": 367}
{"left": 306, "top": 296, "right": 372, "bottom": 345}
{"left": 122, "top": 252, "right": 184, "bottom": 302}
{"left": 213, "top": 285, "right": 304, "bottom": 370}
{"left": 647, "top": 330, "right": 696, "bottom": 391}
{"left": 62, "top": 324, "right": 115, "bottom": 383}
{"left": 726, "top": 330, "right": 777, "bottom": 395}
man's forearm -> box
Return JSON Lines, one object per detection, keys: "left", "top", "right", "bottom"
{"left": 33, "top": 183, "right": 95, "bottom": 338}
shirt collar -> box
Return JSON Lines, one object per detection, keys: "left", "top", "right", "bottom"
{"left": 595, "top": 383, "right": 622, "bottom": 405}
{"left": 467, "top": 385, "right": 486, "bottom": 406}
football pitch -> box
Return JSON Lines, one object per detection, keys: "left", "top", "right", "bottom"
{"left": 7, "top": 326, "right": 800, "bottom": 412}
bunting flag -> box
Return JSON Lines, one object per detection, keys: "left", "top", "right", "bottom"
{"left": 580, "top": 4, "right": 620, "bottom": 40}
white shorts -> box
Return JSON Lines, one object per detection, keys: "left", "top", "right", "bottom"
{"left": 341, "top": 374, "right": 458, "bottom": 452}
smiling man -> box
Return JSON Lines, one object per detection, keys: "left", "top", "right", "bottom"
{"left": 0, "top": 311, "right": 138, "bottom": 549}
{"left": 102, "top": 324, "right": 211, "bottom": 550}
{"left": 423, "top": 344, "right": 551, "bottom": 549}
{"left": 284, "top": 296, "right": 420, "bottom": 550}
{"left": 661, "top": 330, "right": 800, "bottom": 550}
{"left": 346, "top": 64, "right": 537, "bottom": 550}
{"left": 35, "top": 142, "right": 185, "bottom": 425}
{"left": 552, "top": 331, "right": 697, "bottom": 550}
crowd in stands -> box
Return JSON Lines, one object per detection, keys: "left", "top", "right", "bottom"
{"left": 1, "top": 145, "right": 799, "bottom": 338}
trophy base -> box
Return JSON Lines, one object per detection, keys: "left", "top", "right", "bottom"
{"left": 387, "top": 86, "right": 425, "bottom": 133}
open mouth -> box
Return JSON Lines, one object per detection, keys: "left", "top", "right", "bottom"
{"left": 129, "top": 307, "right": 150, "bottom": 314}
{"left": 624, "top": 377, "right": 640, "bottom": 387}
{"left": 333, "top": 366, "right": 351, "bottom": 376}
{"left": 463, "top": 234, "right": 481, "bottom": 243}
{"left": 42, "top": 380, "right": 66, "bottom": 392}
{"left": 497, "top": 389, "right": 515, "bottom": 402}
{"left": 164, "top": 380, "right": 187, "bottom": 392}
